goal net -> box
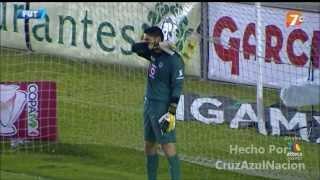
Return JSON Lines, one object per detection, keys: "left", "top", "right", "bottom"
{"left": 1, "top": 2, "right": 319, "bottom": 180}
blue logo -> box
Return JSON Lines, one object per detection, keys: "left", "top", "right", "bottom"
{"left": 148, "top": 64, "right": 157, "bottom": 79}
{"left": 16, "top": 8, "right": 47, "bottom": 20}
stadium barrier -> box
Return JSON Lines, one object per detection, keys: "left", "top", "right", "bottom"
{"left": 0, "top": 2, "right": 202, "bottom": 77}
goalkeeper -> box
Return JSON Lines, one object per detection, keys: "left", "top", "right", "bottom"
{"left": 131, "top": 26, "right": 184, "bottom": 180}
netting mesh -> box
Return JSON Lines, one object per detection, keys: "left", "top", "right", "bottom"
{"left": 0, "top": 2, "right": 319, "bottom": 180}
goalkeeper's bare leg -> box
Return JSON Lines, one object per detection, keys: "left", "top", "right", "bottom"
{"left": 145, "top": 141, "right": 159, "bottom": 180}
{"left": 162, "top": 143, "right": 181, "bottom": 180}
{"left": 144, "top": 141, "right": 180, "bottom": 180}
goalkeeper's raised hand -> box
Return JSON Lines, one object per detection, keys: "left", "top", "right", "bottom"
{"left": 159, "top": 103, "right": 177, "bottom": 134}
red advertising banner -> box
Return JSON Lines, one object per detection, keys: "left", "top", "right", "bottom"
{"left": 0, "top": 81, "right": 57, "bottom": 141}
{"left": 207, "top": 2, "right": 320, "bottom": 88}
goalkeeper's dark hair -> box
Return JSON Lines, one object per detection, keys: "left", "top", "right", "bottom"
{"left": 144, "top": 26, "right": 164, "bottom": 41}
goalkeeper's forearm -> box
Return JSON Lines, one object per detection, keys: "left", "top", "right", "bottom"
{"left": 159, "top": 40, "right": 175, "bottom": 55}
{"left": 168, "top": 97, "right": 179, "bottom": 115}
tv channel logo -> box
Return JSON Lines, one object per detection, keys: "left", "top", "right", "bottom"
{"left": 285, "top": 10, "right": 304, "bottom": 27}
{"left": 16, "top": 8, "right": 47, "bottom": 20}
{"left": 287, "top": 141, "right": 303, "bottom": 160}
{"left": 288, "top": 141, "right": 301, "bottom": 152}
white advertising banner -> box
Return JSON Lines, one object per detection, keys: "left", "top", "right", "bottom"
{"left": 0, "top": 2, "right": 27, "bottom": 50}
{"left": 178, "top": 93, "right": 320, "bottom": 144}
{"left": 0, "top": 2, "right": 201, "bottom": 76}
{"left": 208, "top": 2, "right": 320, "bottom": 88}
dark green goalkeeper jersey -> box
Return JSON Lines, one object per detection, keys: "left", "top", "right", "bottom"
{"left": 132, "top": 43, "right": 184, "bottom": 104}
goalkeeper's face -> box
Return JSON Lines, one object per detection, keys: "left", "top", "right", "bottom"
{"left": 142, "top": 34, "right": 161, "bottom": 51}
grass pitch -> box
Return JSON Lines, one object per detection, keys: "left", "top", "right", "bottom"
{"left": 0, "top": 48, "right": 319, "bottom": 179}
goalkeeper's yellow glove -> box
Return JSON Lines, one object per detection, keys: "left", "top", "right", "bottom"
{"left": 159, "top": 113, "right": 176, "bottom": 134}
{"left": 159, "top": 103, "right": 177, "bottom": 134}
{"left": 167, "top": 112, "right": 176, "bottom": 132}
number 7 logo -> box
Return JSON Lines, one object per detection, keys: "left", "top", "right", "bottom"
{"left": 286, "top": 10, "right": 304, "bottom": 27}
